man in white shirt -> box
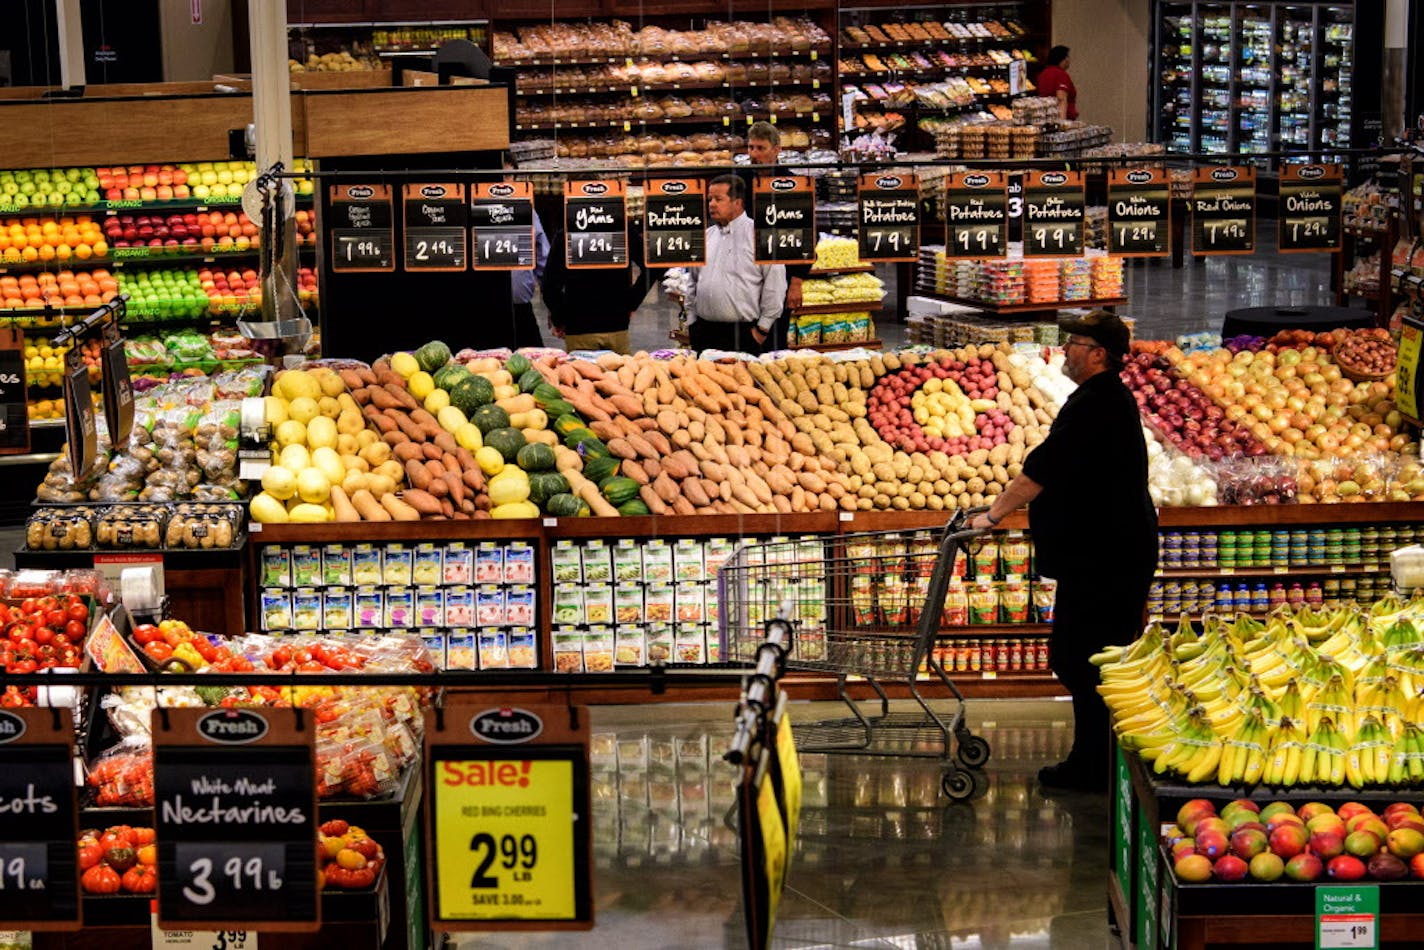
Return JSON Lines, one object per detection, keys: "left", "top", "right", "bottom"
{"left": 674, "top": 174, "right": 786, "bottom": 354}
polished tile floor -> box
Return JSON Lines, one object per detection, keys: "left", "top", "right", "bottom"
{"left": 454, "top": 697, "right": 1113, "bottom": 950}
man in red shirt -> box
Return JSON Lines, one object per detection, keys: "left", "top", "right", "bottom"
{"left": 1036, "top": 45, "right": 1078, "bottom": 121}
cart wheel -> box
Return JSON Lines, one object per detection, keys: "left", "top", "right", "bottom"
{"left": 956, "top": 734, "right": 991, "bottom": 770}
{"left": 941, "top": 768, "right": 976, "bottom": 801}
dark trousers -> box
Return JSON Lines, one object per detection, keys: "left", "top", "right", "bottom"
{"left": 512, "top": 302, "right": 544, "bottom": 349}
{"left": 1049, "top": 569, "right": 1153, "bottom": 779}
{"left": 688, "top": 316, "right": 785, "bottom": 355}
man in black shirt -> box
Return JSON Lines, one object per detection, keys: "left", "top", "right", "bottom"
{"left": 542, "top": 224, "right": 652, "bottom": 354}
{"left": 970, "top": 310, "right": 1158, "bottom": 791}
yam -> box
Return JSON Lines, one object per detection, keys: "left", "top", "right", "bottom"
{"left": 381, "top": 494, "right": 420, "bottom": 521}
{"left": 350, "top": 489, "right": 391, "bottom": 521}
{"left": 400, "top": 489, "right": 443, "bottom": 516}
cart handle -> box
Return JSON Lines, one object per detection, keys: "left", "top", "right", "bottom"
{"left": 943, "top": 505, "right": 993, "bottom": 544}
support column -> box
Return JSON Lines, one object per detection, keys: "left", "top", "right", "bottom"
{"left": 1383, "top": 0, "right": 1408, "bottom": 140}
{"left": 248, "top": 0, "right": 301, "bottom": 330}
{"left": 54, "top": 0, "right": 85, "bottom": 88}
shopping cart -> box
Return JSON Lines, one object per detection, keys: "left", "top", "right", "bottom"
{"left": 718, "top": 507, "right": 994, "bottom": 800}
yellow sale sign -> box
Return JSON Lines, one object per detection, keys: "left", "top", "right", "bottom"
{"left": 434, "top": 757, "right": 578, "bottom": 921}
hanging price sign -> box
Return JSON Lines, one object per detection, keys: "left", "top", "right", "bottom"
{"left": 154, "top": 709, "right": 319, "bottom": 933}
{"left": 1022, "top": 170, "right": 1085, "bottom": 257}
{"left": 99, "top": 318, "right": 134, "bottom": 447}
{"left": 0, "top": 709, "right": 80, "bottom": 931}
{"left": 1315, "top": 885, "right": 1378, "bottom": 949}
{"left": 471, "top": 181, "right": 536, "bottom": 271}
{"left": 1397, "top": 314, "right": 1424, "bottom": 425}
{"left": 62, "top": 346, "right": 98, "bottom": 482}
{"left": 426, "top": 704, "right": 592, "bottom": 931}
{"left": 403, "top": 183, "right": 468, "bottom": 271}
{"left": 329, "top": 184, "right": 394, "bottom": 272}
{"left": 857, "top": 173, "right": 919, "bottom": 262}
{"left": 0, "top": 327, "right": 29, "bottom": 455}
{"left": 944, "top": 171, "right": 1008, "bottom": 260}
{"left": 643, "top": 179, "right": 706, "bottom": 267}
{"left": 1190, "top": 166, "right": 1256, "bottom": 255}
{"left": 753, "top": 175, "right": 815, "bottom": 264}
{"left": 1107, "top": 168, "right": 1171, "bottom": 257}
{"left": 1279, "top": 163, "right": 1343, "bottom": 253}
{"left": 564, "top": 180, "right": 628, "bottom": 269}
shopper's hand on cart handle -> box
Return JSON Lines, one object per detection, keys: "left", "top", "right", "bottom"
{"left": 968, "top": 511, "right": 999, "bottom": 532}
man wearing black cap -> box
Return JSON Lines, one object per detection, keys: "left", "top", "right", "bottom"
{"left": 970, "top": 310, "right": 1158, "bottom": 791}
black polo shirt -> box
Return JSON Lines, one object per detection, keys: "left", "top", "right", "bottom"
{"left": 1021, "top": 369, "right": 1158, "bottom": 581}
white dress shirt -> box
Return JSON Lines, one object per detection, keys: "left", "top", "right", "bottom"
{"left": 687, "top": 212, "right": 786, "bottom": 332}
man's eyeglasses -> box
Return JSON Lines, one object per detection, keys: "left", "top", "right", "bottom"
{"left": 1064, "top": 339, "right": 1102, "bottom": 350}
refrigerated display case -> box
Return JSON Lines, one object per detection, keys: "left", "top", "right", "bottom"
{"left": 1150, "top": 1, "right": 1377, "bottom": 169}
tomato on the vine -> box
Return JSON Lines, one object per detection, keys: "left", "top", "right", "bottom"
{"left": 66, "top": 601, "right": 88, "bottom": 623}
{"left": 64, "top": 620, "right": 85, "bottom": 639}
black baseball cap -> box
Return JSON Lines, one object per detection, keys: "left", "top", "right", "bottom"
{"left": 1060, "top": 309, "right": 1131, "bottom": 356}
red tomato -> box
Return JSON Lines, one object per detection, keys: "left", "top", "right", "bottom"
{"left": 18, "top": 599, "right": 36, "bottom": 615}
{"left": 64, "top": 620, "right": 86, "bottom": 639}
{"left": 11, "top": 660, "right": 37, "bottom": 674}
{"left": 144, "top": 642, "right": 174, "bottom": 663}
{"left": 32, "top": 628, "right": 53, "bottom": 646}
{"left": 131, "top": 624, "right": 162, "bottom": 646}
{"left": 45, "top": 609, "right": 66, "bottom": 629}
{"left": 66, "top": 602, "right": 88, "bottom": 623}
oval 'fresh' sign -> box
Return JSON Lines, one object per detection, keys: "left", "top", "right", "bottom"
{"left": 489, "top": 183, "right": 515, "bottom": 198}
{"left": 874, "top": 176, "right": 902, "bottom": 189}
{"left": 198, "top": 709, "right": 269, "bottom": 745}
{"left": 0, "top": 710, "right": 25, "bottom": 744}
{"left": 581, "top": 182, "right": 608, "bottom": 196}
{"left": 1126, "top": 171, "right": 1153, "bottom": 185}
{"left": 1040, "top": 172, "right": 1068, "bottom": 186}
{"left": 470, "top": 707, "right": 545, "bottom": 744}
{"left": 421, "top": 185, "right": 447, "bottom": 198}
{"left": 1210, "top": 168, "right": 1239, "bottom": 182}
{"left": 660, "top": 181, "right": 688, "bottom": 195}
{"left": 347, "top": 186, "right": 374, "bottom": 199}
{"left": 1297, "top": 165, "right": 1326, "bottom": 180}
{"left": 962, "top": 174, "right": 990, "bottom": 188}
{"left": 770, "top": 178, "right": 798, "bottom": 192}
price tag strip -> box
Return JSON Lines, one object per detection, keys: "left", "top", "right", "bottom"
{"left": 1316, "top": 885, "right": 1379, "bottom": 949}
{"left": 425, "top": 704, "right": 593, "bottom": 931}
{"left": 945, "top": 171, "right": 1008, "bottom": 260}
{"left": 857, "top": 173, "right": 919, "bottom": 263}
{"left": 403, "top": 182, "right": 468, "bottom": 272}
{"left": 329, "top": 183, "right": 395, "bottom": 273}
{"left": 643, "top": 179, "right": 707, "bottom": 267}
{"left": 1107, "top": 168, "right": 1172, "bottom": 258}
{"left": 1022, "top": 170, "right": 1085, "bottom": 258}
{"left": 1190, "top": 166, "right": 1256, "bottom": 255}
{"left": 754, "top": 175, "right": 816, "bottom": 264}
{"left": 153, "top": 709, "right": 319, "bottom": 933}
{"left": 1279, "top": 163, "right": 1343, "bottom": 254}
{"left": 99, "top": 317, "right": 134, "bottom": 447}
{"left": 0, "top": 709, "right": 81, "bottom": 930}
{"left": 0, "top": 327, "right": 29, "bottom": 455}
{"left": 471, "top": 181, "right": 536, "bottom": 271}
{"left": 62, "top": 345, "right": 98, "bottom": 483}
{"left": 564, "top": 180, "right": 628, "bottom": 270}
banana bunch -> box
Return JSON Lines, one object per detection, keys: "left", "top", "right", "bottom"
{"left": 1383, "top": 617, "right": 1424, "bottom": 654}
{"left": 1149, "top": 709, "right": 1220, "bottom": 780}
{"left": 1388, "top": 721, "right": 1424, "bottom": 784}
{"left": 1306, "top": 672, "right": 1356, "bottom": 736}
{"left": 1300, "top": 716, "right": 1348, "bottom": 787}
{"left": 1357, "top": 674, "right": 1410, "bottom": 737}
{"left": 1261, "top": 716, "right": 1307, "bottom": 786}
{"left": 1346, "top": 715, "right": 1394, "bottom": 789}
{"left": 1217, "top": 711, "right": 1269, "bottom": 786}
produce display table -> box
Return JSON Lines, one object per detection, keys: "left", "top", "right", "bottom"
{"left": 1108, "top": 745, "right": 1424, "bottom": 950}
{"left": 1221, "top": 304, "right": 1374, "bottom": 338}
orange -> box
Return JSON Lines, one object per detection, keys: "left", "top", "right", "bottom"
{"left": 20, "top": 247, "right": 38, "bottom": 262}
{"left": 74, "top": 243, "right": 92, "bottom": 260}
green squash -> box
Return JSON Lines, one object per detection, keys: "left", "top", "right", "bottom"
{"left": 516, "top": 442, "right": 557, "bottom": 473}
{"left": 415, "top": 340, "right": 452, "bottom": 373}
{"left": 485, "top": 427, "right": 528, "bottom": 462}
{"left": 545, "top": 492, "right": 587, "bottom": 518}
{"left": 600, "top": 476, "right": 641, "bottom": 506}
{"left": 433, "top": 363, "right": 470, "bottom": 391}
{"left": 581, "top": 455, "right": 620, "bottom": 485}
{"left": 617, "top": 498, "right": 651, "bottom": 517}
{"left": 532, "top": 382, "right": 564, "bottom": 406}
{"left": 569, "top": 432, "right": 609, "bottom": 458}
{"left": 553, "top": 414, "right": 587, "bottom": 437}
{"left": 451, "top": 376, "right": 496, "bottom": 416}
{"left": 471, "top": 403, "right": 510, "bottom": 435}
{"left": 541, "top": 397, "right": 576, "bottom": 419}
{"left": 505, "top": 352, "right": 532, "bottom": 378}
{"left": 529, "top": 471, "right": 570, "bottom": 506}
{"left": 518, "top": 368, "right": 545, "bottom": 394}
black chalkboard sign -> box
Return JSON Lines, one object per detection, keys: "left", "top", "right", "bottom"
{"left": 857, "top": 173, "right": 919, "bottom": 263}
{"left": 644, "top": 179, "right": 707, "bottom": 267}
{"left": 329, "top": 184, "right": 395, "bottom": 273}
{"left": 62, "top": 348, "right": 97, "bottom": 481}
{"left": 1278, "top": 164, "right": 1343, "bottom": 254}
{"left": 99, "top": 321, "right": 133, "bottom": 448}
{"left": 403, "top": 182, "right": 468, "bottom": 272}
{"left": 754, "top": 176, "right": 815, "bottom": 264}
{"left": 1190, "top": 166, "right": 1256, "bottom": 255}
{"left": 944, "top": 172, "right": 1008, "bottom": 260}
{"left": 0, "top": 709, "right": 80, "bottom": 931}
{"left": 1107, "top": 169, "right": 1171, "bottom": 258}
{"left": 564, "top": 180, "right": 628, "bottom": 269}
{"left": 471, "top": 181, "right": 536, "bottom": 270}
{"left": 0, "top": 328, "right": 29, "bottom": 455}
{"left": 1022, "top": 171, "right": 1085, "bottom": 258}
{"left": 154, "top": 708, "right": 319, "bottom": 933}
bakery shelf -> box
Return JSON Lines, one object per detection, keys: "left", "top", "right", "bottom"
{"left": 499, "top": 46, "right": 833, "bottom": 69}
{"left": 516, "top": 79, "right": 825, "bottom": 96}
